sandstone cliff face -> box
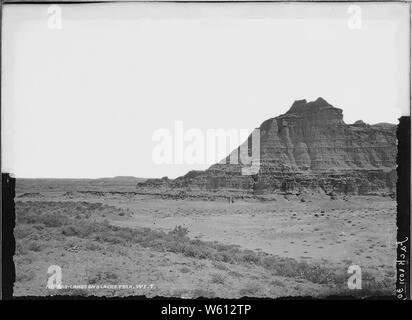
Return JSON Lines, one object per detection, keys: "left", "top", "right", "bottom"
{"left": 140, "top": 98, "right": 397, "bottom": 196}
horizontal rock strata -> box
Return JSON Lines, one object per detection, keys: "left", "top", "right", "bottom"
{"left": 139, "top": 98, "right": 397, "bottom": 196}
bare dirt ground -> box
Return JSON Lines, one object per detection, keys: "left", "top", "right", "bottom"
{"left": 13, "top": 179, "right": 396, "bottom": 298}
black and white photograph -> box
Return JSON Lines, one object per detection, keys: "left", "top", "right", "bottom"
{"left": 1, "top": 0, "right": 411, "bottom": 303}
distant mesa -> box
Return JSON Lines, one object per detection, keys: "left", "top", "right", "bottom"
{"left": 138, "top": 98, "right": 397, "bottom": 196}
{"left": 97, "top": 176, "right": 147, "bottom": 183}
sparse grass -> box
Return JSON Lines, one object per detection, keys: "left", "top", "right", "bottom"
{"left": 16, "top": 201, "right": 126, "bottom": 226}
{"left": 228, "top": 270, "right": 243, "bottom": 278}
{"left": 27, "top": 241, "right": 44, "bottom": 252}
{"left": 270, "top": 279, "right": 286, "bottom": 287}
{"left": 14, "top": 200, "right": 395, "bottom": 295}
{"left": 14, "top": 224, "right": 36, "bottom": 239}
{"left": 212, "top": 261, "right": 229, "bottom": 271}
{"left": 15, "top": 270, "right": 35, "bottom": 283}
{"left": 171, "top": 289, "right": 190, "bottom": 298}
{"left": 41, "top": 212, "right": 68, "bottom": 227}
{"left": 87, "top": 270, "right": 119, "bottom": 285}
{"left": 239, "top": 283, "right": 261, "bottom": 297}
{"left": 170, "top": 225, "right": 189, "bottom": 238}
{"left": 210, "top": 273, "right": 226, "bottom": 285}
{"left": 84, "top": 241, "right": 103, "bottom": 251}
{"left": 14, "top": 253, "right": 35, "bottom": 266}
{"left": 179, "top": 266, "right": 191, "bottom": 274}
{"left": 191, "top": 288, "right": 216, "bottom": 298}
{"left": 261, "top": 256, "right": 339, "bottom": 285}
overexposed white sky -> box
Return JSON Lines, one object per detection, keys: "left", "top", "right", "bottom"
{"left": 2, "top": 2, "right": 410, "bottom": 179}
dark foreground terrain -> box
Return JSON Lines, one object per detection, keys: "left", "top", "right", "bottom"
{"left": 13, "top": 178, "right": 396, "bottom": 298}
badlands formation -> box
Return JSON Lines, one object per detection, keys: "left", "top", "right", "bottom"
{"left": 140, "top": 98, "right": 397, "bottom": 197}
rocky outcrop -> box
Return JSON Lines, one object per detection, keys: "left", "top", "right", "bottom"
{"left": 138, "top": 98, "right": 397, "bottom": 196}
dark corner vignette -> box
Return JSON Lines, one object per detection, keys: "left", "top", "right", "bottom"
{"left": 396, "top": 116, "right": 411, "bottom": 300}
{"left": 2, "top": 173, "right": 16, "bottom": 300}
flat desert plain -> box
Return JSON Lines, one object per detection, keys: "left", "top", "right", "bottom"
{"left": 13, "top": 179, "right": 396, "bottom": 298}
